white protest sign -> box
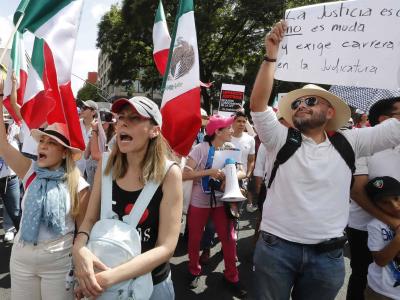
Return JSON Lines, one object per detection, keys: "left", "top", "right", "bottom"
{"left": 218, "top": 83, "right": 245, "bottom": 117}
{"left": 275, "top": 0, "right": 400, "bottom": 89}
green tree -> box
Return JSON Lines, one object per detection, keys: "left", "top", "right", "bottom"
{"left": 97, "top": 0, "right": 335, "bottom": 112}
{"left": 76, "top": 82, "right": 104, "bottom": 103}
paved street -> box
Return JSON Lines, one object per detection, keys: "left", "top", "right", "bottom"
{"left": 0, "top": 207, "right": 350, "bottom": 300}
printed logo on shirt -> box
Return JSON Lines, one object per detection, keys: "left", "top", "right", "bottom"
{"left": 382, "top": 228, "right": 395, "bottom": 241}
{"left": 124, "top": 204, "right": 152, "bottom": 242}
{"left": 381, "top": 227, "right": 400, "bottom": 287}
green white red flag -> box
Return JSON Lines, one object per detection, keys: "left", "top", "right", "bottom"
{"left": 3, "top": 31, "right": 28, "bottom": 124}
{"left": 161, "top": 0, "right": 201, "bottom": 156}
{"left": 153, "top": 0, "right": 171, "bottom": 76}
{"left": 14, "top": 0, "right": 85, "bottom": 150}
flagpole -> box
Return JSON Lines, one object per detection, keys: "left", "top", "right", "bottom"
{"left": 0, "top": 14, "right": 24, "bottom": 65}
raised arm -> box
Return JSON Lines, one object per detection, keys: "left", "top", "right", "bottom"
{"left": 10, "top": 72, "right": 22, "bottom": 121}
{"left": 0, "top": 79, "right": 30, "bottom": 178}
{"left": 89, "top": 123, "right": 103, "bottom": 161}
{"left": 250, "top": 20, "right": 286, "bottom": 112}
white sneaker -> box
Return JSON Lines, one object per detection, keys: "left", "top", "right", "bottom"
{"left": 246, "top": 203, "right": 258, "bottom": 213}
{"left": 4, "top": 231, "right": 15, "bottom": 243}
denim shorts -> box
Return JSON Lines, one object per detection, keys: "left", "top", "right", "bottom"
{"left": 149, "top": 272, "right": 174, "bottom": 300}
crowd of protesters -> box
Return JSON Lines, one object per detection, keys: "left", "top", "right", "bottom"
{"left": 1, "top": 20, "right": 400, "bottom": 300}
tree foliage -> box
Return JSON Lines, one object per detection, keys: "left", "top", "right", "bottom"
{"left": 97, "top": 0, "right": 335, "bottom": 112}
{"left": 76, "top": 82, "right": 103, "bottom": 102}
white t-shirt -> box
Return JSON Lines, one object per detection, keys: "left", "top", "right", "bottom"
{"left": 348, "top": 146, "right": 400, "bottom": 231}
{"left": 253, "top": 143, "right": 269, "bottom": 185}
{"left": 76, "top": 119, "right": 92, "bottom": 175}
{"left": 367, "top": 219, "right": 400, "bottom": 299}
{"left": 251, "top": 107, "right": 400, "bottom": 244}
{"left": 231, "top": 132, "right": 255, "bottom": 174}
{"left": 20, "top": 162, "right": 89, "bottom": 242}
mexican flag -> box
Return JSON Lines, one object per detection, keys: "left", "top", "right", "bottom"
{"left": 152, "top": 0, "right": 171, "bottom": 76}
{"left": 3, "top": 31, "right": 28, "bottom": 124}
{"left": 161, "top": 0, "right": 201, "bottom": 156}
{"left": 14, "top": 0, "right": 85, "bottom": 150}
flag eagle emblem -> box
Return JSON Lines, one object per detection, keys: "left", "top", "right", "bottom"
{"left": 169, "top": 37, "right": 194, "bottom": 80}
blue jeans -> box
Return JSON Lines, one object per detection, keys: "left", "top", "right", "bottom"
{"left": 253, "top": 231, "right": 345, "bottom": 300}
{"left": 149, "top": 272, "right": 174, "bottom": 300}
{"left": 0, "top": 176, "right": 21, "bottom": 230}
{"left": 3, "top": 208, "right": 14, "bottom": 231}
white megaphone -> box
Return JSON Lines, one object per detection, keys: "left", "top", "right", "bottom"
{"left": 221, "top": 158, "right": 246, "bottom": 202}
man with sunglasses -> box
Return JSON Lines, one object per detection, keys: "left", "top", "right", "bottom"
{"left": 249, "top": 20, "right": 400, "bottom": 300}
{"left": 77, "top": 100, "right": 98, "bottom": 176}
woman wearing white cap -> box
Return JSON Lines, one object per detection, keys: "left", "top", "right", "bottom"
{"left": 84, "top": 109, "right": 116, "bottom": 187}
{"left": 72, "top": 96, "right": 182, "bottom": 299}
{"left": 0, "top": 80, "right": 90, "bottom": 300}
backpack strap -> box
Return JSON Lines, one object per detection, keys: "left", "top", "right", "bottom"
{"left": 267, "top": 127, "right": 302, "bottom": 189}
{"left": 125, "top": 160, "right": 175, "bottom": 227}
{"left": 266, "top": 128, "right": 356, "bottom": 190}
{"left": 100, "top": 152, "right": 115, "bottom": 220}
{"left": 327, "top": 131, "right": 356, "bottom": 186}
{"left": 100, "top": 153, "right": 175, "bottom": 225}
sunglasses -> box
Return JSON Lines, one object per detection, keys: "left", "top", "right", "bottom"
{"left": 291, "top": 97, "right": 319, "bottom": 110}
{"left": 81, "top": 106, "right": 94, "bottom": 111}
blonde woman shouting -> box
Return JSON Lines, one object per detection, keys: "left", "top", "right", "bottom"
{"left": 73, "top": 97, "right": 182, "bottom": 299}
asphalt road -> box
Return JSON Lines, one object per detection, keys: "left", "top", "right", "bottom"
{"left": 0, "top": 207, "right": 350, "bottom": 300}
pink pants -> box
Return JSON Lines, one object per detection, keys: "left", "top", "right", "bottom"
{"left": 188, "top": 205, "right": 239, "bottom": 283}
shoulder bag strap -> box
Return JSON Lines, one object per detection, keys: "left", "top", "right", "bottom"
{"left": 201, "top": 144, "right": 215, "bottom": 194}
{"left": 125, "top": 160, "right": 175, "bottom": 227}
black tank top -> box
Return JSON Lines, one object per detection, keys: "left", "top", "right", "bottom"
{"left": 112, "top": 181, "right": 170, "bottom": 285}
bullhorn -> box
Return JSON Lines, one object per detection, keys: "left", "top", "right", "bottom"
{"left": 221, "top": 158, "right": 246, "bottom": 202}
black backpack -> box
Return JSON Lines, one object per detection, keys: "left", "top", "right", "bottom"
{"left": 267, "top": 127, "right": 356, "bottom": 189}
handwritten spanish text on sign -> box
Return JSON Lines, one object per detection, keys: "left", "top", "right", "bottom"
{"left": 218, "top": 83, "right": 245, "bottom": 117}
{"left": 274, "top": 0, "right": 400, "bottom": 89}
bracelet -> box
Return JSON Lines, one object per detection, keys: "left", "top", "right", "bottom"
{"left": 76, "top": 231, "right": 90, "bottom": 244}
{"left": 263, "top": 55, "right": 277, "bottom": 62}
{"left": 0, "top": 93, "right": 3, "bottom": 97}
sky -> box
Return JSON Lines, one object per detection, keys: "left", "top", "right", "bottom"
{"left": 0, "top": 0, "right": 119, "bottom": 95}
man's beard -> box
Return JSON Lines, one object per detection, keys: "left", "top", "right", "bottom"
{"left": 292, "top": 109, "right": 327, "bottom": 132}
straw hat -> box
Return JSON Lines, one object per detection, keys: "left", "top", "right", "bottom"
{"left": 278, "top": 84, "right": 351, "bottom": 131}
{"left": 31, "top": 123, "right": 82, "bottom": 161}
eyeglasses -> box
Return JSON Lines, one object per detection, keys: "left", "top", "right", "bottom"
{"left": 290, "top": 97, "right": 319, "bottom": 110}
